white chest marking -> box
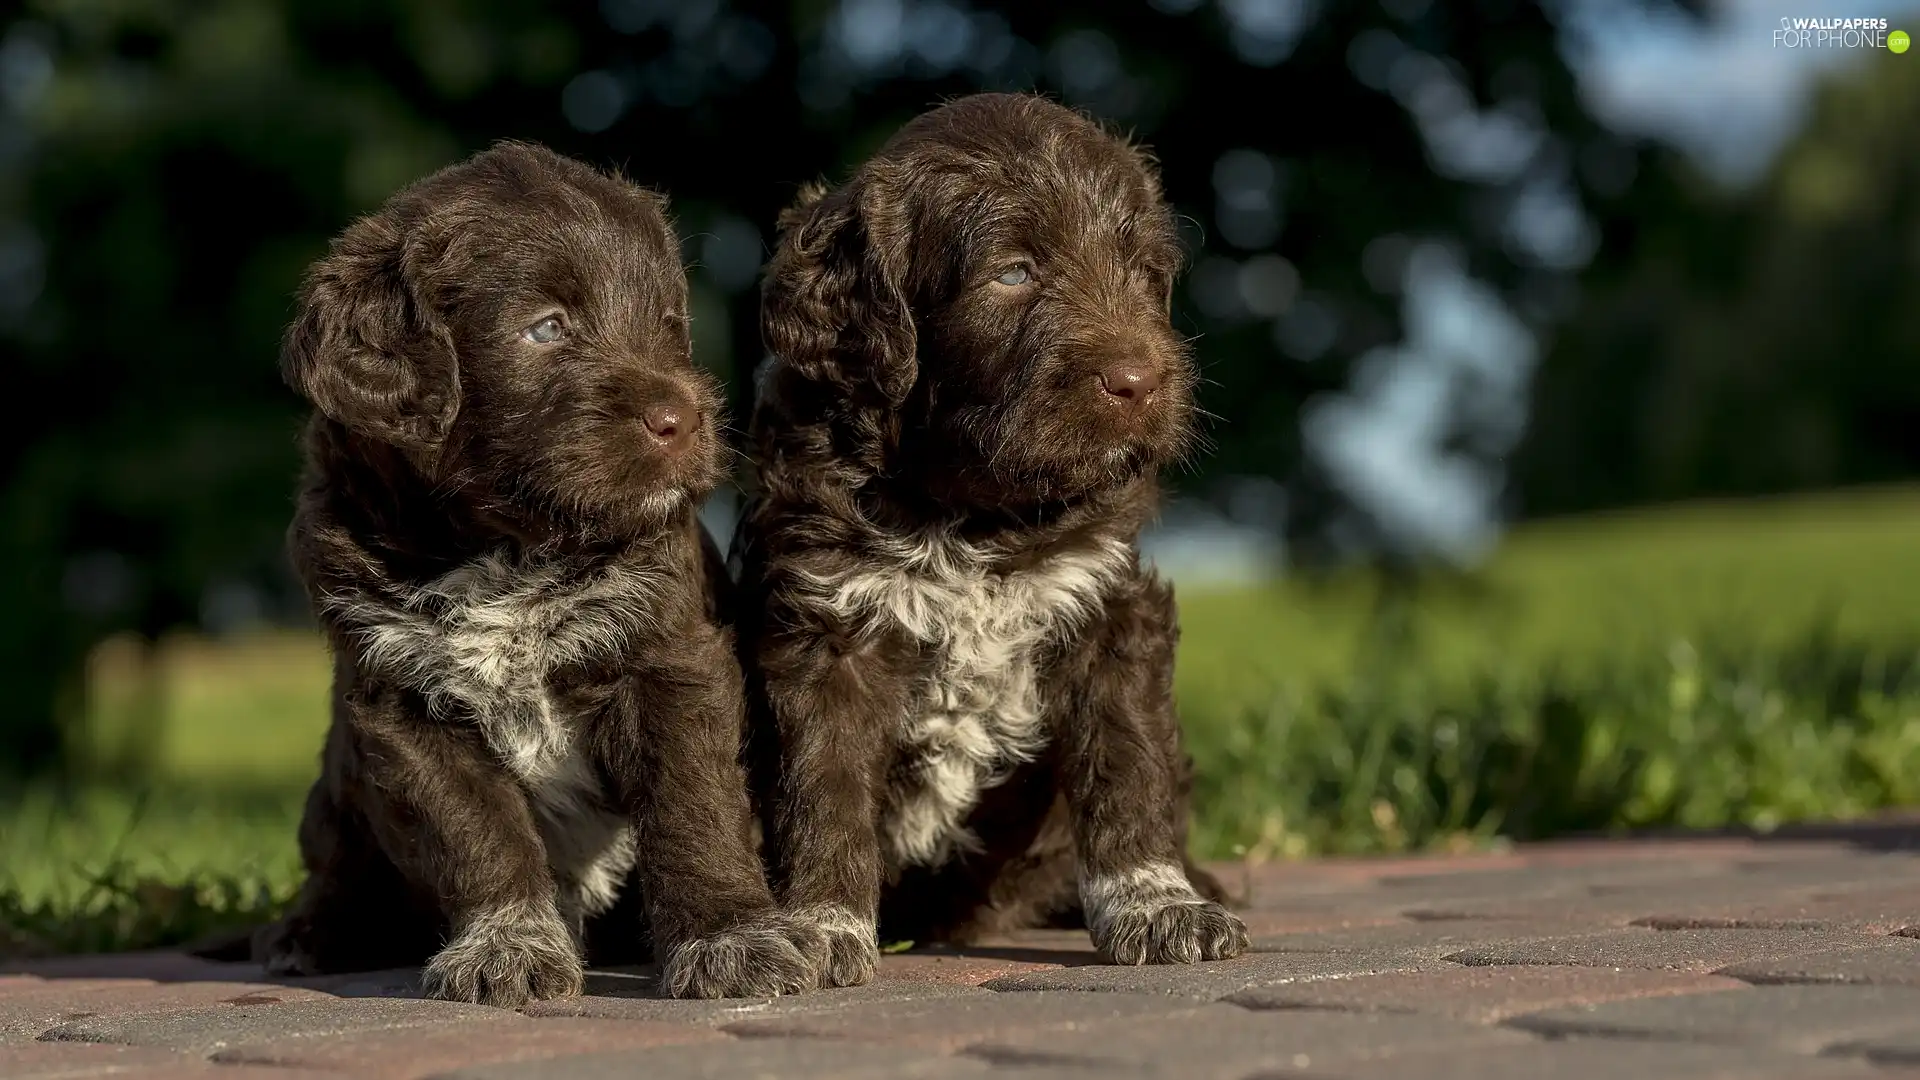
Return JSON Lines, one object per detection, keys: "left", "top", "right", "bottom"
{"left": 323, "top": 552, "right": 663, "bottom": 918}
{"left": 796, "top": 532, "right": 1131, "bottom": 867}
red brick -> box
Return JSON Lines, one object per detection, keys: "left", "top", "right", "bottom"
{"left": 1230, "top": 965, "right": 1747, "bottom": 1022}
{"left": 873, "top": 950, "right": 1075, "bottom": 987}
{"left": 0, "top": 977, "right": 146, "bottom": 1000}
{"left": 0, "top": 980, "right": 336, "bottom": 1042}
{"left": 1237, "top": 909, "right": 1406, "bottom": 937}
{"left": 1720, "top": 938, "right": 1920, "bottom": 986}
{"left": 1506, "top": 983, "right": 1920, "bottom": 1053}
{"left": 1329, "top": 1037, "right": 1890, "bottom": 1079}
{"left": 1447, "top": 925, "right": 1882, "bottom": 972}
{"left": 1257, "top": 917, "right": 1609, "bottom": 959}
{"left": 1636, "top": 886, "right": 1920, "bottom": 935}
{"left": 0, "top": 1041, "right": 197, "bottom": 1078}
{"left": 972, "top": 1000, "right": 1526, "bottom": 1078}
{"left": 725, "top": 988, "right": 1198, "bottom": 1050}
{"left": 214, "top": 1016, "right": 725, "bottom": 1078}
{"left": 38, "top": 996, "right": 495, "bottom": 1054}
{"left": 0, "top": 952, "right": 245, "bottom": 982}
{"left": 524, "top": 979, "right": 983, "bottom": 1025}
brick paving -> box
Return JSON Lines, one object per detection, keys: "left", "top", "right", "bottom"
{"left": 13, "top": 828, "right": 1920, "bottom": 1077}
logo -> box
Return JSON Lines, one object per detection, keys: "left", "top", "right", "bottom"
{"left": 1772, "top": 16, "right": 1897, "bottom": 48}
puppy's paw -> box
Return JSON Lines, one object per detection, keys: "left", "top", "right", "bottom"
{"left": 254, "top": 918, "right": 322, "bottom": 977}
{"left": 659, "top": 910, "right": 817, "bottom": 999}
{"left": 789, "top": 903, "right": 879, "bottom": 989}
{"left": 421, "top": 903, "right": 583, "bottom": 1009}
{"left": 1084, "top": 863, "right": 1251, "bottom": 966}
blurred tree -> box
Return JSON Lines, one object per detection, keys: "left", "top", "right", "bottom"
{"left": 0, "top": 0, "right": 1700, "bottom": 775}
{"left": 1515, "top": 50, "right": 1920, "bottom": 516}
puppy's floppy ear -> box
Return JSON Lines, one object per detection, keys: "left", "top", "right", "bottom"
{"left": 281, "top": 214, "right": 460, "bottom": 459}
{"left": 760, "top": 169, "right": 917, "bottom": 406}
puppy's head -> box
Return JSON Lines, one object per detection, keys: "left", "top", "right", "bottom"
{"left": 283, "top": 140, "right": 720, "bottom": 539}
{"left": 763, "top": 93, "right": 1194, "bottom": 507}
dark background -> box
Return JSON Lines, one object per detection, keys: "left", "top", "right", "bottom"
{"left": 1, "top": 0, "right": 1914, "bottom": 775}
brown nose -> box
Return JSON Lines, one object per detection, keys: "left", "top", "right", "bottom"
{"left": 642, "top": 402, "right": 699, "bottom": 451}
{"left": 1099, "top": 363, "right": 1163, "bottom": 407}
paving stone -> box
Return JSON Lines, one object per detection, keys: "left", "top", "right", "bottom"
{"left": 1719, "top": 937, "right": 1920, "bottom": 986}
{"left": 1322, "top": 1036, "right": 1892, "bottom": 1079}
{"left": 1228, "top": 966, "right": 1747, "bottom": 1022}
{"left": 432, "top": 1037, "right": 997, "bottom": 1079}
{"left": 1403, "top": 875, "right": 1854, "bottom": 924}
{"left": 0, "top": 977, "right": 48, "bottom": 998}
{"left": 37, "top": 995, "right": 498, "bottom": 1055}
{"left": 1635, "top": 887, "right": 1920, "bottom": 935}
{"left": 524, "top": 978, "right": 985, "bottom": 1025}
{"left": 875, "top": 949, "right": 1081, "bottom": 986}
{"left": 0, "top": 1041, "right": 199, "bottom": 1078}
{"left": 1367, "top": 856, "right": 1738, "bottom": 903}
{"left": 967, "top": 1001, "right": 1528, "bottom": 1079}
{"left": 725, "top": 988, "right": 1199, "bottom": 1050}
{"left": 1721, "top": 853, "right": 1920, "bottom": 887}
{"left": 1504, "top": 984, "right": 1920, "bottom": 1052}
{"left": 1393, "top": 899, "right": 1643, "bottom": 925}
{"left": 981, "top": 949, "right": 1448, "bottom": 1000}
{"left": 1234, "top": 909, "right": 1407, "bottom": 937}
{"left": 0, "top": 980, "right": 338, "bottom": 1043}
{"left": 215, "top": 1016, "right": 724, "bottom": 1078}
{"left": 0, "top": 978, "right": 138, "bottom": 1001}
{"left": 294, "top": 966, "right": 430, "bottom": 998}
{"left": 0, "top": 1037, "right": 351, "bottom": 1078}
{"left": 976, "top": 928, "right": 1100, "bottom": 954}
{"left": 0, "top": 953, "right": 247, "bottom": 983}
{"left": 1255, "top": 918, "right": 1602, "bottom": 959}
{"left": 1238, "top": 853, "right": 1529, "bottom": 893}
{"left": 1447, "top": 926, "right": 1882, "bottom": 971}
{"left": 1826, "top": 1028, "right": 1920, "bottom": 1066}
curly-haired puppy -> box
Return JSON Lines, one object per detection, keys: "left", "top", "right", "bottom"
{"left": 255, "top": 141, "right": 819, "bottom": 1006}
{"left": 734, "top": 93, "right": 1250, "bottom": 987}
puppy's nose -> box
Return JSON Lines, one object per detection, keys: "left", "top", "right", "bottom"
{"left": 642, "top": 402, "right": 699, "bottom": 451}
{"left": 1099, "top": 363, "right": 1163, "bottom": 407}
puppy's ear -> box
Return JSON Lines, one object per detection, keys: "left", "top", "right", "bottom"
{"left": 761, "top": 170, "right": 916, "bottom": 406}
{"left": 281, "top": 215, "right": 460, "bottom": 459}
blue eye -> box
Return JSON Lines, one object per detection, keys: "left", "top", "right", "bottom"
{"left": 523, "top": 316, "right": 565, "bottom": 344}
{"left": 995, "top": 264, "right": 1032, "bottom": 286}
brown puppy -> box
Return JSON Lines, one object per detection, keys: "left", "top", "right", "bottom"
{"left": 734, "top": 93, "right": 1250, "bottom": 987}
{"left": 257, "top": 141, "right": 819, "bottom": 1006}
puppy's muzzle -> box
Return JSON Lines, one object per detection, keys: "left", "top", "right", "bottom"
{"left": 1098, "top": 360, "right": 1165, "bottom": 414}
{"left": 641, "top": 400, "right": 701, "bottom": 456}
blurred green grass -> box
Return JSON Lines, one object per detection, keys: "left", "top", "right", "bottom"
{"left": 3, "top": 484, "right": 1918, "bottom": 955}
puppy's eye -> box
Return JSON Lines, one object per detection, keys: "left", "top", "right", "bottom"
{"left": 994, "top": 264, "right": 1033, "bottom": 287}
{"left": 523, "top": 316, "right": 566, "bottom": 344}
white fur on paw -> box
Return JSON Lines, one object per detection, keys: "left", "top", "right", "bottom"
{"left": 421, "top": 901, "right": 584, "bottom": 1009}
{"left": 789, "top": 903, "right": 879, "bottom": 989}
{"left": 660, "top": 912, "right": 817, "bottom": 999}
{"left": 1082, "top": 862, "right": 1250, "bottom": 966}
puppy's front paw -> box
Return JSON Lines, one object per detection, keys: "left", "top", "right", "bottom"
{"left": 789, "top": 903, "right": 879, "bottom": 989}
{"left": 659, "top": 910, "right": 817, "bottom": 999}
{"left": 254, "top": 918, "right": 322, "bottom": 977}
{"left": 1084, "top": 863, "right": 1251, "bottom": 966}
{"left": 421, "top": 903, "right": 583, "bottom": 1009}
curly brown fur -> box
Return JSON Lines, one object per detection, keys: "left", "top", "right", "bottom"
{"left": 735, "top": 94, "right": 1247, "bottom": 983}
{"left": 256, "top": 141, "right": 812, "bottom": 1007}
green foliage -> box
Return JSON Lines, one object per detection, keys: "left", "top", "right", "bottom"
{"left": 1185, "top": 629, "right": 1920, "bottom": 860}
{"left": 0, "top": 785, "right": 301, "bottom": 956}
